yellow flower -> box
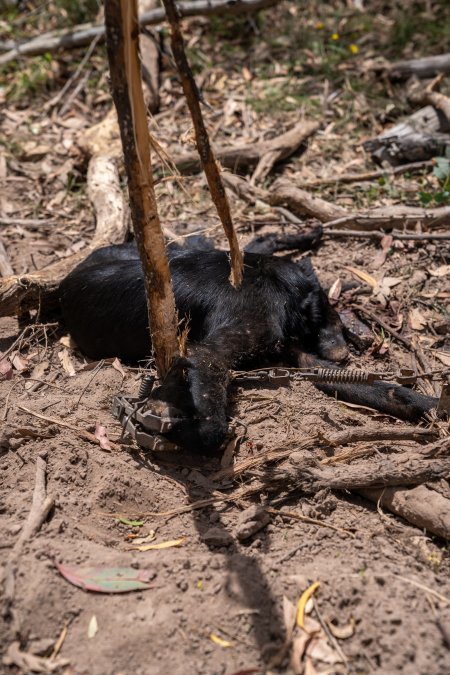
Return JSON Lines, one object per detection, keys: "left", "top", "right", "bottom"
{"left": 331, "top": 32, "right": 339, "bottom": 40}
{"left": 349, "top": 43, "right": 359, "bottom": 54}
{"left": 315, "top": 21, "right": 324, "bottom": 29}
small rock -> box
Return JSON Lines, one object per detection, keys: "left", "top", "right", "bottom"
{"left": 201, "top": 527, "right": 233, "bottom": 547}
{"left": 235, "top": 505, "right": 271, "bottom": 542}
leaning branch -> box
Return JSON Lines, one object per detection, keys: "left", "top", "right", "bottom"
{"left": 161, "top": 0, "right": 243, "bottom": 286}
{"left": 0, "top": 0, "right": 278, "bottom": 66}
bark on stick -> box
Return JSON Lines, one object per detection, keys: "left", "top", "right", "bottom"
{"left": 161, "top": 0, "right": 243, "bottom": 287}
{"left": 104, "top": 0, "right": 179, "bottom": 377}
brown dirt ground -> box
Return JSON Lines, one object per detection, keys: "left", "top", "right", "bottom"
{"left": 1, "top": 2, "right": 450, "bottom": 674}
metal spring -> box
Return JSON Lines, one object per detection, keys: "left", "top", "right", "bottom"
{"left": 313, "top": 368, "right": 375, "bottom": 384}
{"left": 138, "top": 374, "right": 155, "bottom": 399}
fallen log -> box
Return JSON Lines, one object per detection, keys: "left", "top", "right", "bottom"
{"left": 174, "top": 120, "right": 320, "bottom": 176}
{"left": 0, "top": 0, "right": 278, "bottom": 66}
{"left": 384, "top": 53, "right": 450, "bottom": 81}
{"left": 360, "top": 484, "right": 450, "bottom": 540}
{"left": 0, "top": 155, "right": 127, "bottom": 317}
{"left": 363, "top": 105, "right": 450, "bottom": 166}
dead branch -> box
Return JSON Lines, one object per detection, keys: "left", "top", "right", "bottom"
{"left": 14, "top": 454, "right": 55, "bottom": 550}
{"left": 105, "top": 0, "right": 180, "bottom": 377}
{"left": 162, "top": 0, "right": 243, "bottom": 287}
{"left": 410, "top": 90, "right": 450, "bottom": 127}
{"left": 322, "top": 425, "right": 436, "bottom": 447}
{"left": 324, "top": 204, "right": 450, "bottom": 231}
{"left": 325, "top": 229, "right": 450, "bottom": 241}
{"left": 270, "top": 450, "right": 450, "bottom": 493}
{"left": 360, "top": 484, "right": 450, "bottom": 540}
{"left": 175, "top": 120, "right": 320, "bottom": 176}
{"left": 0, "top": 155, "right": 127, "bottom": 317}
{"left": 297, "top": 160, "right": 434, "bottom": 188}
{"left": 364, "top": 105, "right": 450, "bottom": 166}
{"left": 383, "top": 53, "right": 450, "bottom": 81}
{"left": 2, "top": 452, "right": 55, "bottom": 614}
{"left": 0, "top": 0, "right": 278, "bottom": 66}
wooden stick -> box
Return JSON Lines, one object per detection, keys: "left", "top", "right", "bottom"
{"left": 104, "top": 0, "right": 179, "bottom": 377}
{"left": 161, "top": 0, "right": 243, "bottom": 286}
{"left": 17, "top": 404, "right": 122, "bottom": 452}
{"left": 0, "top": 0, "right": 278, "bottom": 66}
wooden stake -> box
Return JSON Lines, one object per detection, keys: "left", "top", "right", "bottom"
{"left": 161, "top": 0, "right": 244, "bottom": 287}
{"left": 104, "top": 0, "right": 179, "bottom": 377}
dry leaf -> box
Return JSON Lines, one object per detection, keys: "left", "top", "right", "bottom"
{"left": 373, "top": 235, "right": 393, "bottom": 269}
{"left": 0, "top": 354, "right": 13, "bottom": 380}
{"left": 409, "top": 308, "right": 427, "bottom": 331}
{"left": 283, "top": 595, "right": 298, "bottom": 637}
{"left": 111, "top": 357, "right": 127, "bottom": 378}
{"left": 130, "top": 530, "right": 156, "bottom": 546}
{"left": 296, "top": 582, "right": 321, "bottom": 630}
{"left": 434, "top": 351, "right": 450, "bottom": 367}
{"left": 327, "top": 617, "right": 355, "bottom": 640}
{"left": 58, "top": 348, "right": 76, "bottom": 376}
{"left": 59, "top": 334, "right": 77, "bottom": 349}
{"left": 25, "top": 360, "right": 49, "bottom": 390}
{"left": 344, "top": 266, "right": 377, "bottom": 289}
{"left": 210, "top": 633, "right": 233, "bottom": 648}
{"left": 373, "top": 276, "right": 402, "bottom": 306}
{"left": 94, "top": 423, "right": 112, "bottom": 451}
{"left": 328, "top": 278, "right": 342, "bottom": 303}
{"left": 88, "top": 615, "right": 98, "bottom": 639}
{"left": 429, "top": 265, "right": 450, "bottom": 277}
{"left": 130, "top": 537, "right": 186, "bottom": 552}
{"left": 11, "top": 352, "right": 29, "bottom": 372}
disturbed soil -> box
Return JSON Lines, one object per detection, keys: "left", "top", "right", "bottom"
{"left": 1, "top": 2, "right": 450, "bottom": 674}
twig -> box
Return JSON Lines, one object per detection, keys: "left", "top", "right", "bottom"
{"left": 324, "top": 229, "right": 450, "bottom": 241}
{"left": 44, "top": 33, "right": 102, "bottom": 113}
{"left": 266, "top": 507, "right": 355, "bottom": 537}
{"left": 17, "top": 404, "right": 121, "bottom": 451}
{"left": 161, "top": 0, "right": 243, "bottom": 286}
{"left": 0, "top": 216, "right": 56, "bottom": 228}
{"left": 313, "top": 598, "right": 348, "bottom": 665}
{"left": 298, "top": 160, "right": 434, "bottom": 187}
{"left": 352, "top": 305, "right": 412, "bottom": 350}
{"left": 3, "top": 452, "right": 55, "bottom": 614}
{"left": 14, "top": 453, "right": 55, "bottom": 550}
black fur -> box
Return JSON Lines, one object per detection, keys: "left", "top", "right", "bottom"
{"left": 59, "top": 238, "right": 438, "bottom": 452}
